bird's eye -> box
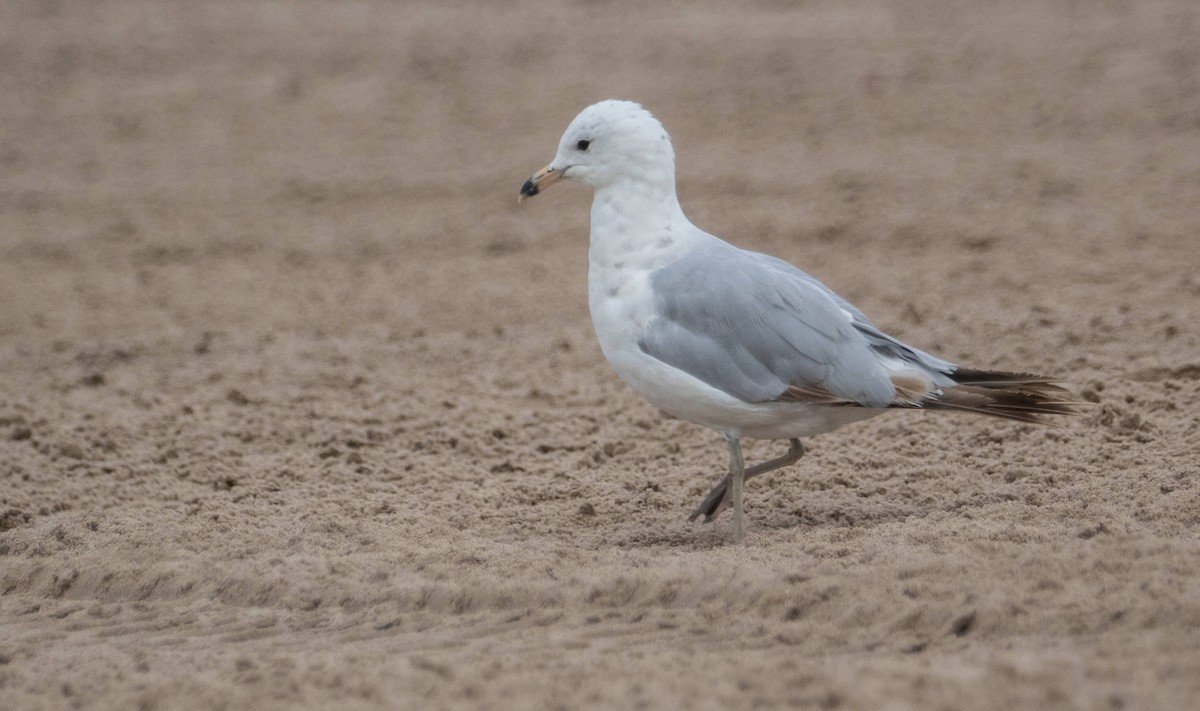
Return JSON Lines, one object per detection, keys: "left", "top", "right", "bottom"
{"left": 576, "top": 139, "right": 591, "bottom": 151}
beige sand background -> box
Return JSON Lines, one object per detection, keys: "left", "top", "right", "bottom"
{"left": 2, "top": 1, "right": 1199, "bottom": 708}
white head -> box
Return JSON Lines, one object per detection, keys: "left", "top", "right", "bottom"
{"left": 520, "top": 100, "right": 676, "bottom": 200}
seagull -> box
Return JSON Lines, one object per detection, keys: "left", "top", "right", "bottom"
{"left": 519, "top": 100, "right": 1076, "bottom": 541}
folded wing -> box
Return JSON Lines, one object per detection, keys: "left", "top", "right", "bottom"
{"left": 639, "top": 240, "right": 904, "bottom": 408}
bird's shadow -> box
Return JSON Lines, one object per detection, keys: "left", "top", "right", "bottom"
{"left": 604, "top": 492, "right": 990, "bottom": 550}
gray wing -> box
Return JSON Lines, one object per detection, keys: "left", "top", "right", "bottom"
{"left": 640, "top": 241, "right": 903, "bottom": 408}
{"left": 809, "top": 277, "right": 958, "bottom": 377}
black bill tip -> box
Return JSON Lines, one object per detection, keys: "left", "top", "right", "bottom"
{"left": 519, "top": 178, "right": 539, "bottom": 199}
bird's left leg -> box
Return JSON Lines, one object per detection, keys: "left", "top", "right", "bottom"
{"left": 726, "top": 432, "right": 746, "bottom": 542}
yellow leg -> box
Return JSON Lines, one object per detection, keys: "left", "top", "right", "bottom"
{"left": 690, "top": 439, "right": 805, "bottom": 524}
{"left": 725, "top": 433, "right": 745, "bottom": 542}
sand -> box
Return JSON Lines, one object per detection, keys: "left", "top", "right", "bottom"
{"left": 2, "top": 1, "right": 1199, "bottom": 708}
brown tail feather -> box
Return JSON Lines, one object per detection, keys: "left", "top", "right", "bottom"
{"left": 927, "top": 369, "right": 1081, "bottom": 425}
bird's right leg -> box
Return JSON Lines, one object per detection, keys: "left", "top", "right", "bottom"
{"left": 687, "top": 439, "right": 805, "bottom": 524}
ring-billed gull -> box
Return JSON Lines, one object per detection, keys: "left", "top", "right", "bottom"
{"left": 519, "top": 100, "right": 1076, "bottom": 541}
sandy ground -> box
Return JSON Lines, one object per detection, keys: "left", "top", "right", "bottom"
{"left": 2, "top": 1, "right": 1199, "bottom": 708}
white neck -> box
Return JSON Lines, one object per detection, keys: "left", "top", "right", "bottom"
{"left": 588, "top": 178, "right": 691, "bottom": 271}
